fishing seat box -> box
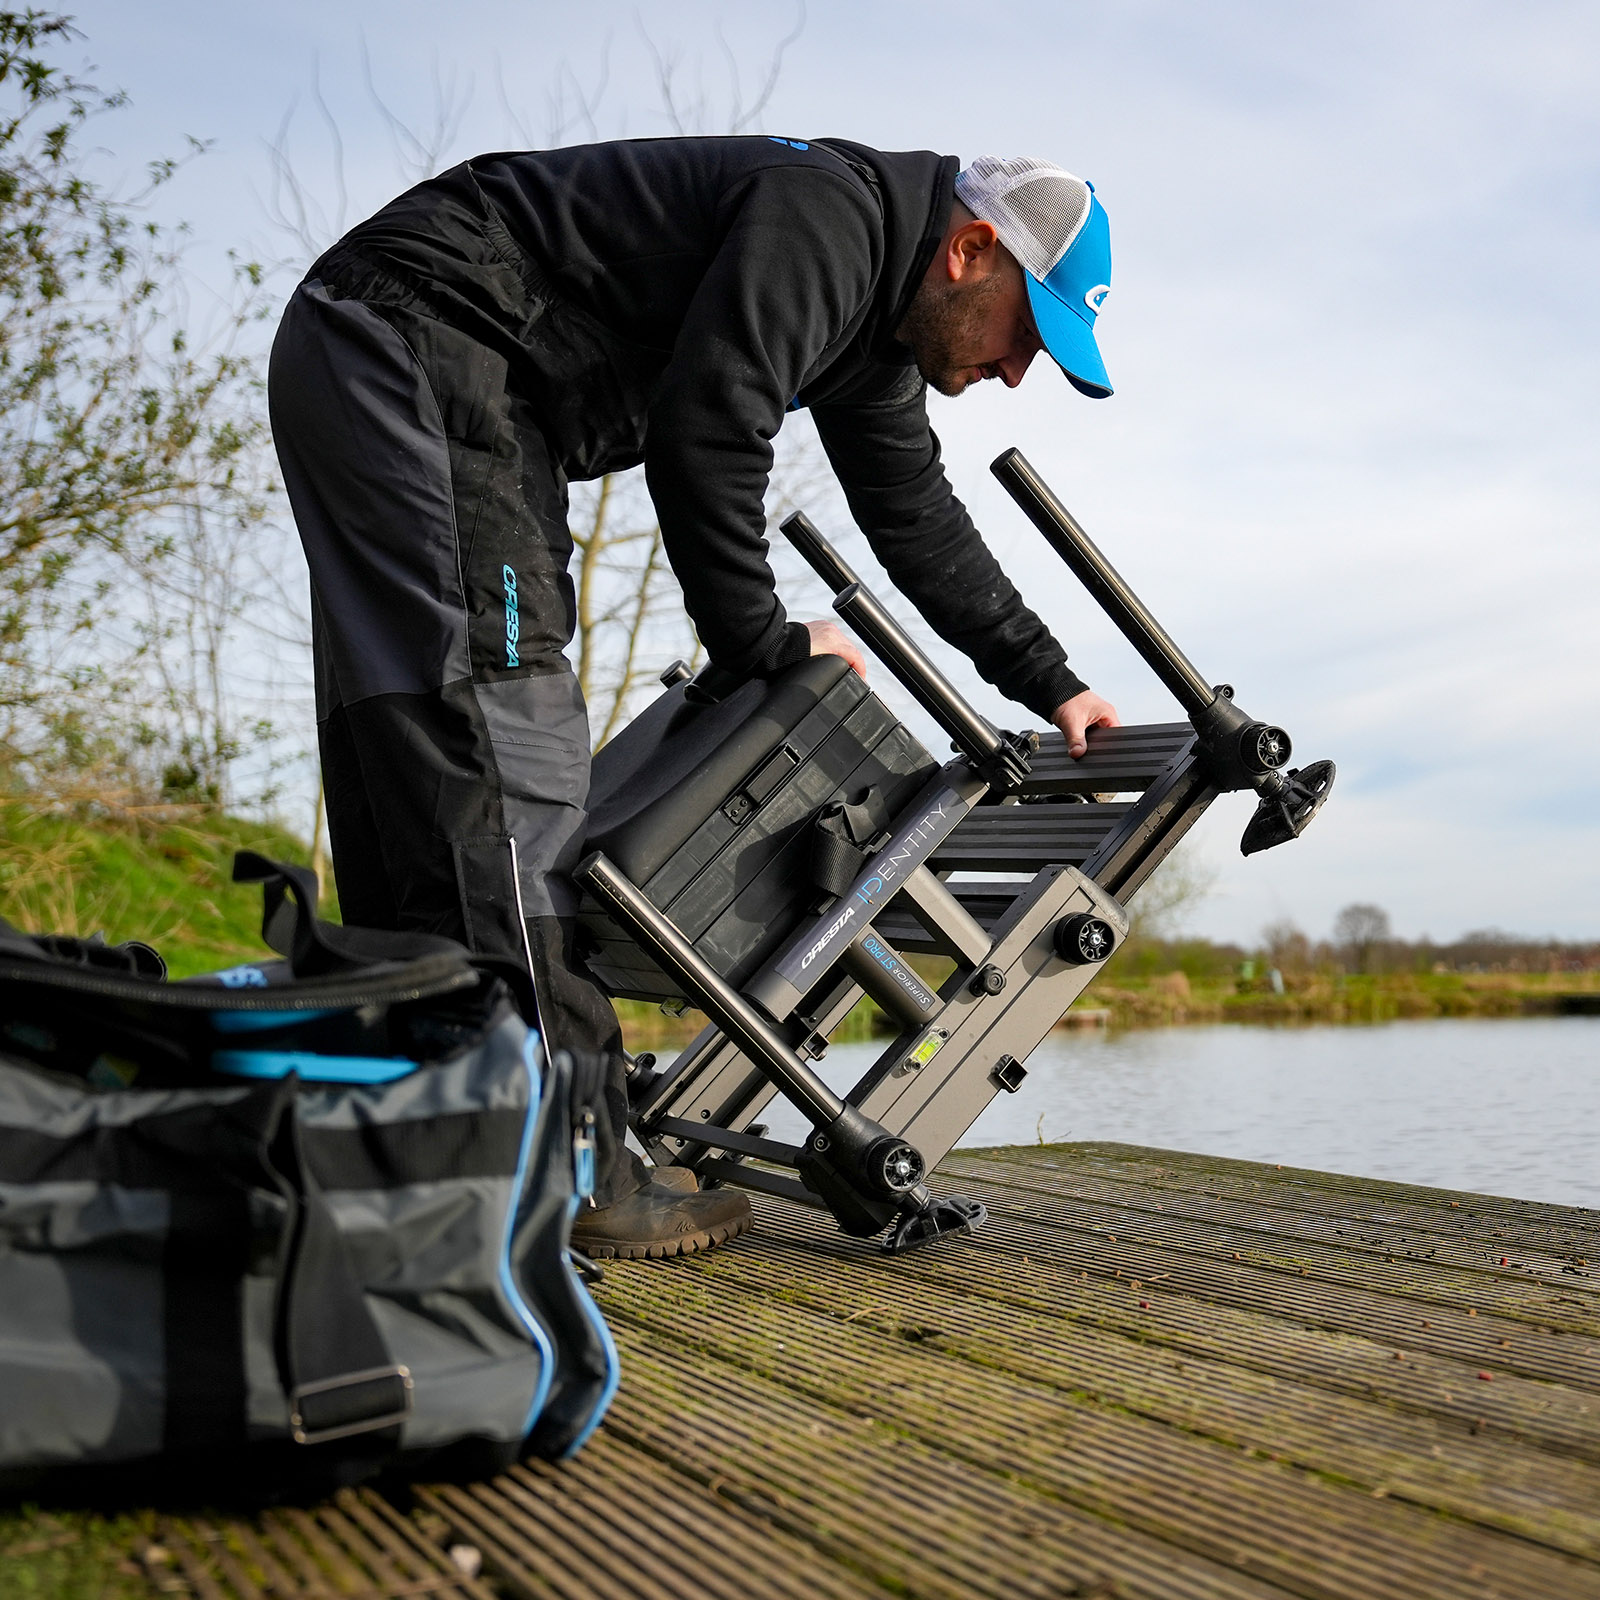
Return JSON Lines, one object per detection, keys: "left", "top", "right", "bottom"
{"left": 580, "top": 657, "right": 937, "bottom": 1001}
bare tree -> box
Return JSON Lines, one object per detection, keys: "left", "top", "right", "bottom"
{"left": 1120, "top": 842, "right": 1217, "bottom": 943}
{"left": 640, "top": 9, "right": 806, "bottom": 136}
{"left": 1332, "top": 902, "right": 1391, "bottom": 975}
{"left": 558, "top": 9, "right": 812, "bottom": 745}
{"left": 263, "top": 45, "right": 477, "bottom": 262}
{"left": 260, "top": 10, "right": 815, "bottom": 760}
{"left": 1261, "top": 919, "right": 1313, "bottom": 975}
{"left": 571, "top": 473, "right": 678, "bottom": 749}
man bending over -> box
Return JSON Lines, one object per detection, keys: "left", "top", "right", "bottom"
{"left": 269, "top": 140, "right": 1119, "bottom": 1259}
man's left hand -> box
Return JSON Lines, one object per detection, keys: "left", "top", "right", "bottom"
{"left": 804, "top": 618, "right": 868, "bottom": 677}
{"left": 1051, "top": 690, "right": 1120, "bottom": 759}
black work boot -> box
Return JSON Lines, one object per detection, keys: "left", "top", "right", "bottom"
{"left": 570, "top": 1181, "right": 752, "bottom": 1261}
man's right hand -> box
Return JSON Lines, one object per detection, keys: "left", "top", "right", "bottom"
{"left": 804, "top": 618, "right": 868, "bottom": 678}
{"left": 1051, "top": 689, "right": 1120, "bottom": 759}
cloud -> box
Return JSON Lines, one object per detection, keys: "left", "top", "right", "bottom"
{"left": 68, "top": 0, "right": 1600, "bottom": 941}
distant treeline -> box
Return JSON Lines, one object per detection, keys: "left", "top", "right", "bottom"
{"left": 1113, "top": 921, "right": 1600, "bottom": 982}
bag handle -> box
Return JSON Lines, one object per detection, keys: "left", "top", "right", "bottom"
{"left": 150, "top": 1078, "right": 412, "bottom": 1455}
{"left": 233, "top": 850, "right": 541, "bottom": 1022}
{"left": 233, "top": 852, "right": 469, "bottom": 978}
{"left": 0, "top": 916, "right": 166, "bottom": 979}
{"left": 261, "top": 1085, "right": 414, "bottom": 1447}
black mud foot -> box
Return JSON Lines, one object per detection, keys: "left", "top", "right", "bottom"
{"left": 883, "top": 1193, "right": 988, "bottom": 1253}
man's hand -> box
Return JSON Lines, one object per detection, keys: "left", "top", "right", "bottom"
{"left": 804, "top": 618, "right": 868, "bottom": 678}
{"left": 1051, "top": 689, "right": 1120, "bottom": 759}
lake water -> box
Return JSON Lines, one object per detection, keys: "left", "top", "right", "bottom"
{"left": 757, "top": 1016, "right": 1600, "bottom": 1211}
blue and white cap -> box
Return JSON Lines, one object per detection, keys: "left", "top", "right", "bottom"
{"left": 953, "top": 156, "right": 1113, "bottom": 398}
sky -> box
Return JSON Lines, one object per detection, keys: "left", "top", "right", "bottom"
{"left": 62, "top": 0, "right": 1600, "bottom": 946}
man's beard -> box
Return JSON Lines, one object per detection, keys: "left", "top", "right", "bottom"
{"left": 894, "top": 272, "right": 1008, "bottom": 397}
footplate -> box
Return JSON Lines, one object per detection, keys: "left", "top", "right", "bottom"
{"left": 884, "top": 1193, "right": 989, "bottom": 1254}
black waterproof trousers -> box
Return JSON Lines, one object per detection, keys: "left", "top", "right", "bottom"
{"left": 269, "top": 271, "right": 647, "bottom": 1207}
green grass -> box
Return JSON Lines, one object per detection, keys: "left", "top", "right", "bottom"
{"left": 617, "top": 957, "right": 1600, "bottom": 1050}
{"left": 0, "top": 800, "right": 326, "bottom": 978}
{"left": 9, "top": 798, "right": 1595, "bottom": 1029}
{"left": 612, "top": 988, "right": 890, "bottom": 1052}
{"left": 1087, "top": 966, "right": 1600, "bottom": 1029}
{"left": 0, "top": 1505, "right": 163, "bottom": 1600}
{"left": 0, "top": 805, "right": 310, "bottom": 1595}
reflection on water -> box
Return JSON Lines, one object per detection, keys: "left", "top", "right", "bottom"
{"left": 760, "top": 1017, "right": 1600, "bottom": 1210}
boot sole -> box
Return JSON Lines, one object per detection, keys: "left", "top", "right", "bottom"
{"left": 577, "top": 1208, "right": 752, "bottom": 1262}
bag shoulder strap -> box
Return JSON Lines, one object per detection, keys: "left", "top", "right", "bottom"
{"left": 233, "top": 851, "right": 540, "bottom": 1021}
{"left": 233, "top": 852, "right": 468, "bottom": 977}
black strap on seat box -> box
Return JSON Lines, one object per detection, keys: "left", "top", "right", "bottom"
{"left": 809, "top": 789, "right": 894, "bottom": 898}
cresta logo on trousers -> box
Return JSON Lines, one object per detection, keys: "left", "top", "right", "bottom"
{"left": 502, "top": 565, "right": 520, "bottom": 668}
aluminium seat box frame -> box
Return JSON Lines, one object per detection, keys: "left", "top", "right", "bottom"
{"left": 577, "top": 450, "right": 1334, "bottom": 1251}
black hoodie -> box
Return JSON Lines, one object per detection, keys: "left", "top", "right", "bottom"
{"left": 321, "top": 136, "right": 1087, "bottom": 717}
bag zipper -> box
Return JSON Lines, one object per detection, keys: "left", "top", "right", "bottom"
{"left": 0, "top": 954, "right": 479, "bottom": 1013}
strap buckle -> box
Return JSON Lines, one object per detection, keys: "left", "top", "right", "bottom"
{"left": 289, "top": 1363, "right": 413, "bottom": 1446}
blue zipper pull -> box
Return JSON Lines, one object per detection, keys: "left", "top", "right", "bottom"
{"left": 574, "top": 1109, "right": 598, "bottom": 1204}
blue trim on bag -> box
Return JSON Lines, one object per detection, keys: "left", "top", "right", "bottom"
{"left": 208, "top": 963, "right": 271, "bottom": 988}
{"left": 211, "top": 1009, "right": 339, "bottom": 1034}
{"left": 503, "top": 1029, "right": 557, "bottom": 1435}
{"left": 557, "top": 1194, "right": 622, "bottom": 1458}
{"left": 212, "top": 1050, "right": 417, "bottom": 1083}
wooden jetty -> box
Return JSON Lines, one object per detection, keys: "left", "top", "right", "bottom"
{"left": 66, "top": 1144, "right": 1600, "bottom": 1598}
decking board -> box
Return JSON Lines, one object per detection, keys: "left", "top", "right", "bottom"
{"left": 90, "top": 1144, "right": 1600, "bottom": 1599}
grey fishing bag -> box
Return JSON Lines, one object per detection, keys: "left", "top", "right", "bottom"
{"left": 0, "top": 853, "right": 619, "bottom": 1497}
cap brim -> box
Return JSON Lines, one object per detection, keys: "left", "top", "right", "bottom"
{"left": 1025, "top": 274, "right": 1113, "bottom": 399}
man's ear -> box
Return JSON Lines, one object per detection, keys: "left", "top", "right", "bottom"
{"left": 945, "top": 217, "right": 1000, "bottom": 282}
